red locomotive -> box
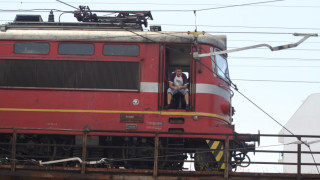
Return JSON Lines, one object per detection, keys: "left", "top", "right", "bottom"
{"left": 0, "top": 8, "right": 258, "bottom": 171}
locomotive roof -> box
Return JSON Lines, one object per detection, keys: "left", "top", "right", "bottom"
{"left": 0, "top": 23, "right": 226, "bottom": 50}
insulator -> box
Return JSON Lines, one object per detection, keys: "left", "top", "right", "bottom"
{"left": 48, "top": 10, "right": 54, "bottom": 22}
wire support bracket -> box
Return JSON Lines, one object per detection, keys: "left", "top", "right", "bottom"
{"left": 193, "top": 33, "right": 318, "bottom": 58}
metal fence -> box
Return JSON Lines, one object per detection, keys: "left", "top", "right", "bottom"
{"left": 0, "top": 127, "right": 320, "bottom": 180}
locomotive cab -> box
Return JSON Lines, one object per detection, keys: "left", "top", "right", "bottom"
{"left": 162, "top": 44, "right": 192, "bottom": 110}
{"left": 0, "top": 11, "right": 260, "bottom": 173}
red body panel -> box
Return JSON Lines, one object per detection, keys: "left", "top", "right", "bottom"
{"left": 0, "top": 39, "right": 234, "bottom": 139}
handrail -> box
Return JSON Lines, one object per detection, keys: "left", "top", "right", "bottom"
{"left": 0, "top": 127, "right": 320, "bottom": 179}
{"left": 1, "top": 126, "right": 319, "bottom": 138}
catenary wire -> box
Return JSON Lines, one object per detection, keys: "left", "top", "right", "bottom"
{"left": 195, "top": 0, "right": 285, "bottom": 11}
{"left": 0, "top": 1, "right": 318, "bottom": 173}
{"left": 151, "top": 24, "right": 320, "bottom": 31}
{"left": 229, "top": 39, "right": 320, "bottom": 44}
{"left": 229, "top": 56, "right": 320, "bottom": 61}
{"left": 1, "top": 16, "right": 319, "bottom": 33}
{"left": 0, "top": 8, "right": 318, "bottom": 167}
{"left": 197, "top": 47, "right": 320, "bottom": 173}
{"left": 230, "top": 39, "right": 320, "bottom": 43}
{"left": 0, "top": 27, "right": 318, "bottom": 172}
{"left": 228, "top": 46, "right": 320, "bottom": 51}
{"left": 232, "top": 89, "right": 320, "bottom": 173}
{"left": 232, "top": 79, "right": 320, "bottom": 84}
{"left": 0, "top": 1, "right": 319, "bottom": 8}
{"left": 0, "top": 10, "right": 318, "bottom": 36}
{"left": 0, "top": 0, "right": 287, "bottom": 12}
{"left": 0, "top": 30, "right": 317, "bottom": 54}
{"left": 230, "top": 65, "right": 320, "bottom": 68}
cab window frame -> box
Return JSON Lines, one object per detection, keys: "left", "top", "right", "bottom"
{"left": 210, "top": 47, "right": 230, "bottom": 84}
{"left": 58, "top": 43, "right": 95, "bottom": 55}
{"left": 14, "top": 42, "right": 50, "bottom": 54}
{"left": 103, "top": 44, "right": 140, "bottom": 56}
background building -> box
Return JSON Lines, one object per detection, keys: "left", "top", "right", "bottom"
{"left": 279, "top": 93, "right": 320, "bottom": 174}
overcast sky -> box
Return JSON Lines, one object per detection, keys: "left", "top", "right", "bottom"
{"left": 1, "top": 0, "right": 319, "bottom": 172}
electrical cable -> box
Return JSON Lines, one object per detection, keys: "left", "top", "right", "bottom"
{"left": 248, "top": 4, "right": 320, "bottom": 8}
{"left": 0, "top": 9, "right": 66, "bottom": 12}
{"left": 196, "top": 47, "right": 320, "bottom": 173}
{"left": 194, "top": 10, "right": 197, "bottom": 32}
{"left": 0, "top": 26, "right": 317, "bottom": 47}
{"left": 229, "top": 56, "right": 320, "bottom": 61}
{"left": 0, "top": 3, "right": 318, "bottom": 174}
{"left": 308, "top": 146, "right": 320, "bottom": 174}
{"left": 228, "top": 46, "right": 320, "bottom": 51}
{"left": 208, "top": 31, "right": 301, "bottom": 35}
{"left": 1, "top": 1, "right": 320, "bottom": 9}
{"left": 0, "top": 11, "right": 319, "bottom": 172}
{"left": 229, "top": 40, "right": 320, "bottom": 45}
{"left": 196, "top": 0, "right": 285, "bottom": 11}
{"left": 232, "top": 79, "right": 320, "bottom": 84}
{"left": 56, "top": 0, "right": 78, "bottom": 10}
{"left": 230, "top": 65, "right": 320, "bottom": 68}
{"left": 150, "top": 24, "right": 320, "bottom": 31}
{"left": 230, "top": 80, "right": 320, "bottom": 174}
{"left": 136, "top": 32, "right": 320, "bottom": 53}
{"left": 152, "top": 30, "right": 294, "bottom": 35}
{"left": 230, "top": 39, "right": 320, "bottom": 43}
{"left": 153, "top": 31, "right": 320, "bottom": 37}
{"left": 0, "top": 10, "right": 318, "bottom": 37}
{"left": 0, "top": 0, "right": 290, "bottom": 13}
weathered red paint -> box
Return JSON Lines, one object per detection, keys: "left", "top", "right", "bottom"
{"left": 0, "top": 39, "right": 233, "bottom": 139}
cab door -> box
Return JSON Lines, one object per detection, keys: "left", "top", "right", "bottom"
{"left": 159, "top": 43, "right": 194, "bottom": 110}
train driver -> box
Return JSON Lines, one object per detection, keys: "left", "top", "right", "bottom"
{"left": 166, "top": 67, "right": 190, "bottom": 110}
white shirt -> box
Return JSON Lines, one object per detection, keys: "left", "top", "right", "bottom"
{"left": 173, "top": 75, "right": 183, "bottom": 87}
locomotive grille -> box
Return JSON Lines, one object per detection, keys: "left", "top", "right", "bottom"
{"left": 0, "top": 59, "right": 139, "bottom": 90}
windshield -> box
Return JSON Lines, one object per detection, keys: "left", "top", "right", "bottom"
{"left": 210, "top": 47, "right": 230, "bottom": 84}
